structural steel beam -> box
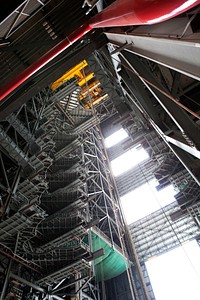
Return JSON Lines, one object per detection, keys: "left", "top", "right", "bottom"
{"left": 106, "top": 28, "right": 200, "bottom": 81}
{"left": 0, "top": 36, "right": 107, "bottom": 119}
{"left": 0, "top": 127, "right": 29, "bottom": 167}
{"left": 120, "top": 52, "right": 200, "bottom": 150}
{"left": 0, "top": 267, "right": 45, "bottom": 293}
{"left": 119, "top": 68, "right": 166, "bottom": 131}
{"left": 108, "top": 50, "right": 200, "bottom": 186}
{"left": 169, "top": 143, "right": 200, "bottom": 185}
{"left": 165, "top": 135, "right": 200, "bottom": 159}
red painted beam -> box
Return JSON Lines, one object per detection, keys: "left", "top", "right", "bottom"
{"left": 0, "top": 24, "right": 92, "bottom": 101}
{"left": 0, "top": 0, "right": 200, "bottom": 102}
{"left": 90, "top": 0, "right": 200, "bottom": 27}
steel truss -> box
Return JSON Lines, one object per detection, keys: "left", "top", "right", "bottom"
{"left": 129, "top": 201, "right": 200, "bottom": 262}
{"left": 0, "top": 0, "right": 49, "bottom": 40}
{"left": 0, "top": 55, "right": 137, "bottom": 299}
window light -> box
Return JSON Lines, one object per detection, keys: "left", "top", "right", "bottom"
{"left": 111, "top": 146, "right": 149, "bottom": 176}
{"left": 104, "top": 128, "right": 128, "bottom": 148}
{"left": 145, "top": 240, "right": 200, "bottom": 300}
{"left": 120, "top": 179, "right": 176, "bottom": 225}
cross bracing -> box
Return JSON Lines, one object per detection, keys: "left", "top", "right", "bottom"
{"left": 0, "top": 55, "right": 135, "bottom": 300}
{"left": 129, "top": 201, "right": 200, "bottom": 262}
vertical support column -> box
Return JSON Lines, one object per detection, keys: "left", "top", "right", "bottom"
{"left": 0, "top": 259, "right": 13, "bottom": 300}
{"left": 2, "top": 166, "right": 21, "bottom": 217}
{"left": 95, "top": 126, "right": 139, "bottom": 300}
{"left": 75, "top": 273, "right": 82, "bottom": 300}
{"left": 0, "top": 233, "right": 20, "bottom": 300}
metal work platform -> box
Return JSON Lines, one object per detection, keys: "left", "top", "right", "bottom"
{"left": 37, "top": 259, "right": 91, "bottom": 286}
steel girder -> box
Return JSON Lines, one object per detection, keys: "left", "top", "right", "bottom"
{"left": 105, "top": 16, "right": 200, "bottom": 81}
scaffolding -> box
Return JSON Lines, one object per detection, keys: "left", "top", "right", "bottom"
{"left": 0, "top": 55, "right": 139, "bottom": 300}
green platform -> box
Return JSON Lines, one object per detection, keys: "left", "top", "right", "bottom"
{"left": 90, "top": 231, "right": 129, "bottom": 281}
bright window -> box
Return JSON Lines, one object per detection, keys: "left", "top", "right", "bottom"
{"left": 104, "top": 128, "right": 128, "bottom": 148}
{"left": 111, "top": 146, "right": 149, "bottom": 177}
{"left": 146, "top": 240, "right": 200, "bottom": 300}
{"left": 120, "top": 179, "right": 176, "bottom": 224}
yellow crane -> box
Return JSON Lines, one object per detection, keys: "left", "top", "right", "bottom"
{"left": 51, "top": 60, "right": 94, "bottom": 90}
